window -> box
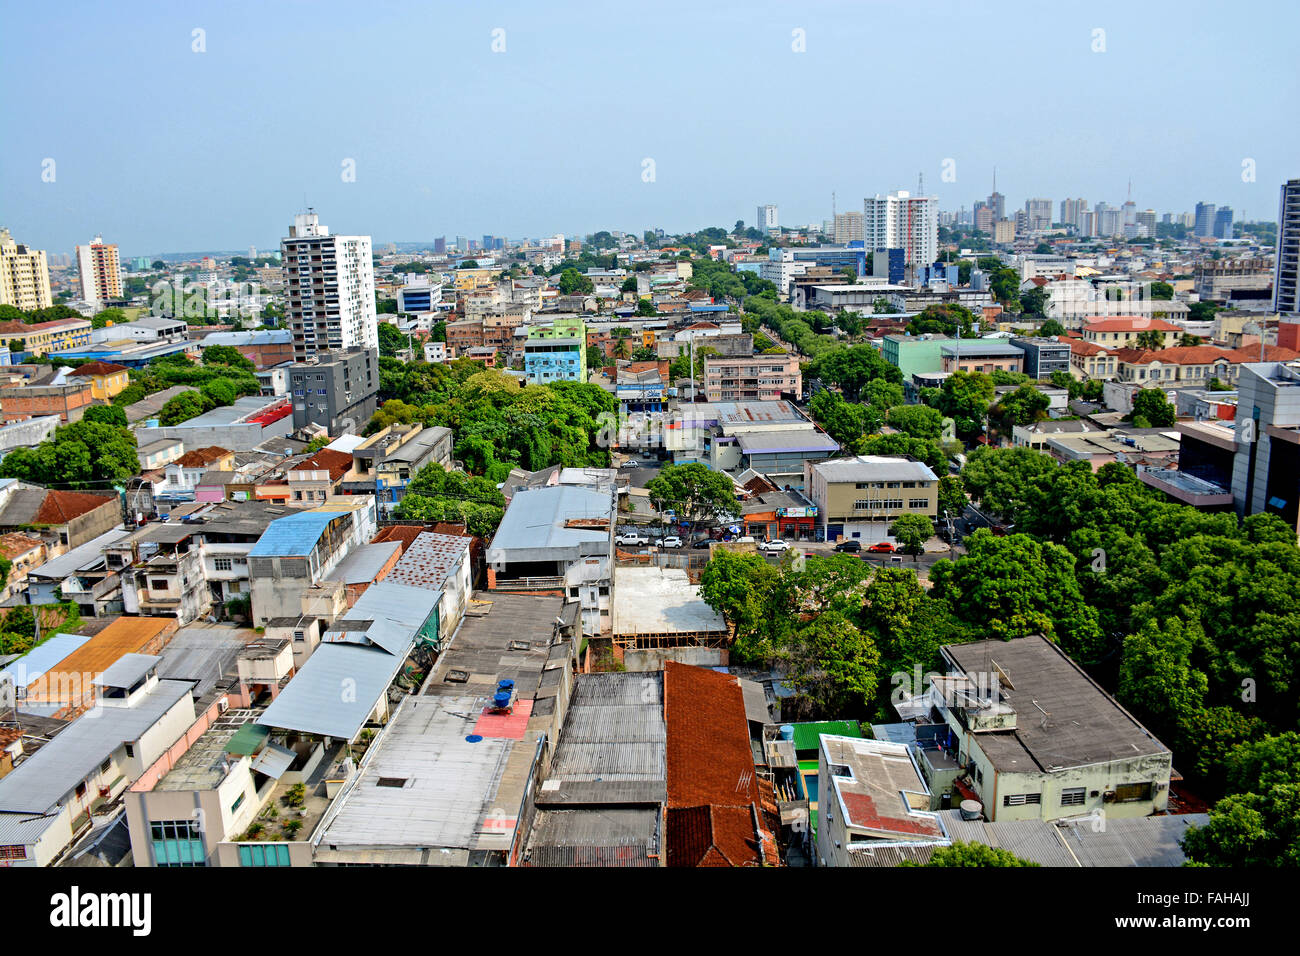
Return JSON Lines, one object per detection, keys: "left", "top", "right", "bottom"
{"left": 1002, "top": 793, "right": 1041, "bottom": 807}
{"left": 151, "top": 579, "right": 169, "bottom": 590}
{"left": 292, "top": 630, "right": 305, "bottom": 643}
{"left": 1113, "top": 782, "right": 1153, "bottom": 803}
{"left": 238, "top": 844, "right": 290, "bottom": 867}
{"left": 100, "top": 758, "right": 112, "bottom": 774}
{"left": 214, "top": 557, "right": 232, "bottom": 572}
{"left": 231, "top": 792, "right": 245, "bottom": 813}
{"left": 1061, "top": 788, "right": 1086, "bottom": 807}
{"left": 0, "top": 846, "right": 26, "bottom": 861}
{"left": 908, "top": 498, "right": 929, "bottom": 509}
{"left": 75, "top": 782, "right": 87, "bottom": 800}
{"left": 125, "top": 743, "right": 135, "bottom": 758}
{"left": 150, "top": 819, "right": 205, "bottom": 866}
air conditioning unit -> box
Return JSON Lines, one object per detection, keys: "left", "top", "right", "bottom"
{"left": 217, "top": 696, "right": 230, "bottom": 714}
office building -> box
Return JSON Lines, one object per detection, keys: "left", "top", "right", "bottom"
{"left": 757, "top": 204, "right": 779, "bottom": 235}
{"left": 281, "top": 210, "right": 378, "bottom": 362}
{"left": 1194, "top": 202, "right": 1217, "bottom": 239}
{"left": 1231, "top": 360, "right": 1300, "bottom": 535}
{"left": 0, "top": 229, "right": 53, "bottom": 312}
{"left": 863, "top": 191, "right": 938, "bottom": 267}
{"left": 973, "top": 202, "right": 993, "bottom": 234}
{"left": 1060, "top": 198, "right": 1088, "bottom": 231}
{"left": 987, "top": 189, "right": 1005, "bottom": 221}
{"left": 75, "top": 234, "right": 122, "bottom": 307}
{"left": 1276, "top": 179, "right": 1300, "bottom": 314}
{"left": 288, "top": 347, "right": 379, "bottom": 435}
{"left": 1214, "top": 207, "right": 1234, "bottom": 240}
{"left": 804, "top": 454, "right": 939, "bottom": 543}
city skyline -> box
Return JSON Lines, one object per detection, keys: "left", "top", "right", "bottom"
{"left": 2, "top": 0, "right": 1297, "bottom": 253}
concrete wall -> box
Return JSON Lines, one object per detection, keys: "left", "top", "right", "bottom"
{"left": 622, "top": 645, "right": 728, "bottom": 671}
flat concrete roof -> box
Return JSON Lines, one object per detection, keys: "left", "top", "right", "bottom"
{"left": 611, "top": 567, "right": 727, "bottom": 638}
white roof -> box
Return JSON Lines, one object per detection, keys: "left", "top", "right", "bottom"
{"left": 810, "top": 455, "right": 939, "bottom": 483}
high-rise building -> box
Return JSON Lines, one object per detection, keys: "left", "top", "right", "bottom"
{"left": 1094, "top": 203, "right": 1121, "bottom": 238}
{"left": 988, "top": 190, "right": 1005, "bottom": 221}
{"left": 994, "top": 219, "right": 1016, "bottom": 244}
{"left": 1136, "top": 210, "right": 1157, "bottom": 238}
{"left": 1121, "top": 201, "right": 1138, "bottom": 228}
{"left": 832, "top": 211, "right": 864, "bottom": 244}
{"left": 1061, "top": 198, "right": 1088, "bottom": 230}
{"left": 75, "top": 234, "right": 121, "bottom": 307}
{"left": 973, "top": 202, "right": 992, "bottom": 233}
{"left": 0, "top": 228, "right": 53, "bottom": 312}
{"left": 757, "top": 204, "right": 779, "bottom": 235}
{"left": 281, "top": 210, "right": 378, "bottom": 363}
{"left": 434, "top": 236, "right": 446, "bottom": 255}
{"left": 863, "top": 191, "right": 938, "bottom": 266}
{"left": 1079, "top": 210, "right": 1097, "bottom": 237}
{"left": 1194, "top": 202, "right": 1217, "bottom": 238}
{"left": 1214, "top": 207, "right": 1234, "bottom": 240}
{"left": 1275, "top": 179, "right": 1300, "bottom": 314}
{"left": 1025, "top": 198, "right": 1053, "bottom": 232}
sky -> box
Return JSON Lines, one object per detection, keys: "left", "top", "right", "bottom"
{"left": 2, "top": 0, "right": 1298, "bottom": 256}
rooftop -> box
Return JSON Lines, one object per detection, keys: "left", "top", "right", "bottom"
{"left": 810, "top": 455, "right": 939, "bottom": 483}
{"left": 611, "top": 567, "right": 727, "bottom": 639}
{"left": 384, "top": 531, "right": 472, "bottom": 592}
{"left": 943, "top": 636, "right": 1170, "bottom": 772}
{"left": 821, "top": 735, "right": 944, "bottom": 841}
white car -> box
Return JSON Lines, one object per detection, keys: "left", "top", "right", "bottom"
{"left": 759, "top": 539, "right": 790, "bottom": 553}
{"left": 660, "top": 536, "right": 683, "bottom": 549}
{"left": 615, "top": 532, "right": 650, "bottom": 546}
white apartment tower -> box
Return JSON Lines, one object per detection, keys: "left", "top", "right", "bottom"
{"left": 0, "top": 228, "right": 53, "bottom": 312}
{"left": 832, "top": 211, "right": 864, "bottom": 244}
{"left": 757, "top": 204, "right": 779, "bottom": 235}
{"left": 281, "top": 211, "right": 378, "bottom": 362}
{"left": 863, "top": 191, "right": 938, "bottom": 266}
{"left": 76, "top": 234, "right": 122, "bottom": 308}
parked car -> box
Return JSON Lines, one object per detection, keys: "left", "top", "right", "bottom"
{"left": 833, "top": 540, "right": 862, "bottom": 553}
{"left": 691, "top": 538, "right": 714, "bottom": 549}
{"left": 759, "top": 538, "right": 790, "bottom": 553}
{"left": 660, "top": 536, "right": 683, "bottom": 549}
{"left": 866, "top": 542, "right": 896, "bottom": 553}
{"left": 615, "top": 531, "right": 650, "bottom": 546}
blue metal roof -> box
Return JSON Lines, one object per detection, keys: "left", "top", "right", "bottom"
{"left": 248, "top": 510, "right": 342, "bottom": 557}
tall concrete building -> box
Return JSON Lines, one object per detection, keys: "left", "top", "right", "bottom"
{"left": 863, "top": 191, "right": 938, "bottom": 267}
{"left": 288, "top": 347, "right": 379, "bottom": 435}
{"left": 75, "top": 234, "right": 121, "bottom": 307}
{"left": 1060, "top": 198, "right": 1088, "bottom": 231}
{"left": 1024, "top": 198, "right": 1053, "bottom": 232}
{"left": 0, "top": 228, "right": 53, "bottom": 312}
{"left": 1274, "top": 179, "right": 1300, "bottom": 315}
{"left": 281, "top": 211, "right": 378, "bottom": 363}
{"left": 832, "top": 211, "right": 864, "bottom": 244}
{"left": 1194, "top": 202, "right": 1217, "bottom": 238}
{"left": 987, "top": 189, "right": 1005, "bottom": 221}
{"left": 757, "top": 204, "right": 779, "bottom": 235}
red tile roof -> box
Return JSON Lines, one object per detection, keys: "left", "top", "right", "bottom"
{"left": 290, "top": 448, "right": 352, "bottom": 482}
{"left": 69, "top": 361, "right": 129, "bottom": 377}
{"left": 1113, "top": 345, "right": 1236, "bottom": 366}
{"left": 1058, "top": 336, "right": 1110, "bottom": 356}
{"left": 1083, "top": 316, "right": 1183, "bottom": 333}
{"left": 371, "top": 524, "right": 426, "bottom": 554}
{"left": 666, "top": 805, "right": 769, "bottom": 867}
{"left": 1227, "top": 344, "right": 1300, "bottom": 363}
{"left": 175, "top": 446, "right": 231, "bottom": 468}
{"left": 35, "top": 490, "right": 114, "bottom": 524}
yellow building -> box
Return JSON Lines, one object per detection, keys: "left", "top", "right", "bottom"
{"left": 452, "top": 268, "right": 498, "bottom": 293}
{"left": 0, "top": 317, "right": 93, "bottom": 356}
{"left": 0, "top": 228, "right": 53, "bottom": 312}
{"left": 68, "top": 361, "right": 131, "bottom": 399}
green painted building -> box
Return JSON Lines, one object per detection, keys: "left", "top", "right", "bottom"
{"left": 881, "top": 333, "right": 953, "bottom": 381}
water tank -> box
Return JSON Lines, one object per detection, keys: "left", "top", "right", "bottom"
{"left": 497, "top": 678, "right": 515, "bottom": 692}
{"left": 492, "top": 691, "right": 512, "bottom": 709}
{"left": 959, "top": 799, "right": 983, "bottom": 821}
{"left": 779, "top": 724, "right": 794, "bottom": 742}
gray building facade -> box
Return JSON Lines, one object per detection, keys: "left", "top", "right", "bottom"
{"left": 288, "top": 347, "right": 378, "bottom": 436}
{"left": 1011, "top": 336, "right": 1071, "bottom": 379}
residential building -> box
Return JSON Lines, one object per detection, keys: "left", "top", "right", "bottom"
{"left": 157, "top": 446, "right": 235, "bottom": 500}
{"left": 832, "top": 212, "right": 864, "bottom": 244}
{"left": 486, "top": 484, "right": 615, "bottom": 636}
{"left": 281, "top": 211, "right": 378, "bottom": 363}
{"left": 0, "top": 228, "right": 52, "bottom": 311}
{"left": 1214, "top": 207, "right": 1234, "bottom": 240}
{"left": 0, "top": 531, "right": 46, "bottom": 603}
{"left": 1024, "top": 199, "right": 1052, "bottom": 232}
{"left": 75, "top": 235, "right": 122, "bottom": 307}
{"left": 0, "top": 483, "right": 120, "bottom": 551}
{"left": 1081, "top": 316, "right": 1183, "bottom": 349}
{"left": 134, "top": 394, "right": 294, "bottom": 452}
{"left": 1194, "top": 202, "right": 1216, "bottom": 239}
{"left": 343, "top": 424, "right": 453, "bottom": 512}
{"left": 286, "top": 448, "right": 353, "bottom": 504}
{"left": 1114, "top": 345, "right": 1239, "bottom": 387}
{"left": 1275, "top": 179, "right": 1300, "bottom": 315}
{"left": 17, "top": 527, "right": 130, "bottom": 612}
{"left": 384, "top": 530, "right": 475, "bottom": 641}
{"left": 0, "top": 654, "right": 195, "bottom": 866}
{"left": 524, "top": 317, "right": 587, "bottom": 383}
{"left": 757, "top": 204, "right": 779, "bottom": 235}
{"left": 804, "top": 455, "right": 939, "bottom": 542}
{"left": 66, "top": 361, "right": 130, "bottom": 400}
{"left": 0, "top": 379, "right": 95, "bottom": 423}
{"left": 863, "top": 191, "right": 938, "bottom": 266}
{"left": 1063, "top": 336, "right": 1119, "bottom": 380}
{"left": 287, "top": 347, "right": 378, "bottom": 436}
{"left": 1194, "top": 258, "right": 1273, "bottom": 300}
{"left": 881, "top": 334, "right": 954, "bottom": 380}
{"left": 932, "top": 636, "right": 1173, "bottom": 822}
{"left": 704, "top": 353, "right": 801, "bottom": 402}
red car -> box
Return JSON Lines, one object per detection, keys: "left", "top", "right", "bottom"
{"left": 866, "top": 542, "right": 895, "bottom": 553}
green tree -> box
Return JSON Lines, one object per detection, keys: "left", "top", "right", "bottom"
{"left": 647, "top": 463, "right": 737, "bottom": 534}
{"left": 158, "top": 391, "right": 208, "bottom": 426}
{"left": 933, "top": 370, "right": 994, "bottom": 441}
{"left": 557, "top": 268, "right": 594, "bottom": 295}
{"left": 82, "top": 404, "right": 128, "bottom": 428}
{"left": 376, "top": 322, "right": 407, "bottom": 358}
{"left": 92, "top": 307, "right": 127, "bottom": 329}
{"left": 889, "top": 514, "right": 934, "bottom": 557}
{"left": 1149, "top": 281, "right": 1174, "bottom": 300}
{"left": 201, "top": 344, "right": 255, "bottom": 370}
{"left": 1128, "top": 388, "right": 1175, "bottom": 428}
{"left": 780, "top": 610, "right": 882, "bottom": 716}
{"left": 904, "top": 842, "right": 1040, "bottom": 867}
{"left": 885, "top": 404, "right": 944, "bottom": 441}
{"left": 699, "top": 549, "right": 782, "bottom": 660}
{"left": 989, "top": 384, "right": 1050, "bottom": 433}
{"left": 1038, "top": 319, "right": 1066, "bottom": 337}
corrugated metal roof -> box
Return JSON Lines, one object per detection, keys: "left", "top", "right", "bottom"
{"left": 0, "top": 680, "right": 193, "bottom": 814}
{"left": 325, "top": 541, "right": 400, "bottom": 585}
{"left": 248, "top": 510, "right": 343, "bottom": 557}
{"left": 810, "top": 456, "right": 939, "bottom": 484}
{"left": 24, "top": 528, "right": 131, "bottom": 580}
{"left": 489, "top": 485, "right": 613, "bottom": 556}
{"left": 323, "top": 582, "right": 438, "bottom": 657}
{"left": 791, "top": 720, "right": 862, "bottom": 752}
{"left": 258, "top": 642, "right": 406, "bottom": 741}
{"left": 0, "top": 633, "right": 91, "bottom": 690}
{"left": 385, "top": 532, "right": 471, "bottom": 593}
{"left": 94, "top": 653, "right": 160, "bottom": 690}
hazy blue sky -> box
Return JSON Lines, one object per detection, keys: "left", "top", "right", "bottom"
{"left": 2, "top": 0, "right": 1297, "bottom": 255}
